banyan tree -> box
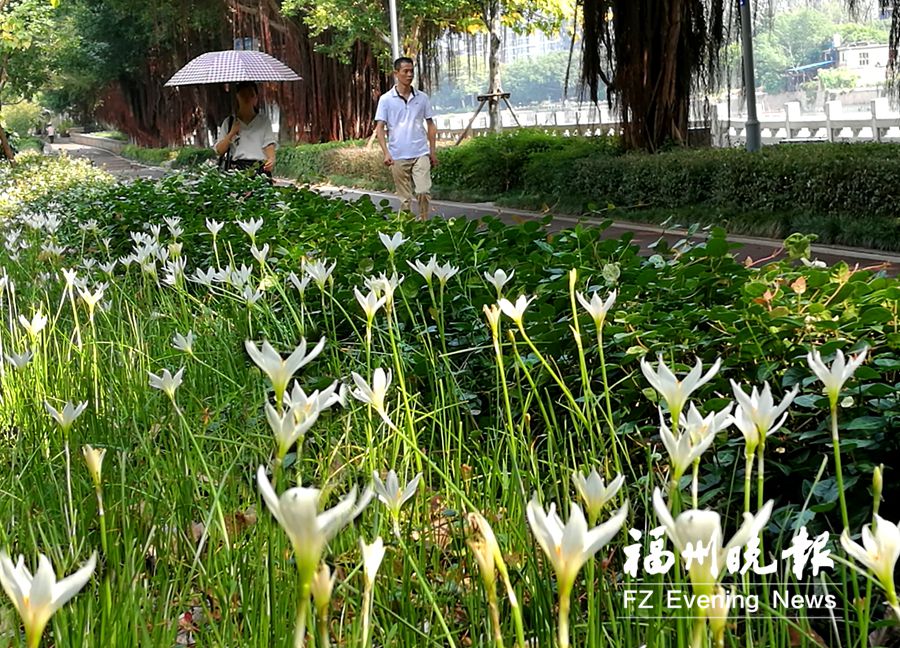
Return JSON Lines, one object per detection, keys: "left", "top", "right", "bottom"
{"left": 94, "top": 0, "right": 388, "bottom": 146}
{"left": 581, "top": 0, "right": 900, "bottom": 152}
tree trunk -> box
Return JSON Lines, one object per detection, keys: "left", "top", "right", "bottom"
{"left": 0, "top": 112, "right": 16, "bottom": 163}
{"left": 581, "top": 0, "right": 726, "bottom": 152}
{"left": 487, "top": 0, "right": 502, "bottom": 133}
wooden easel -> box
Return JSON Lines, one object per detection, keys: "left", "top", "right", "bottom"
{"left": 455, "top": 92, "right": 522, "bottom": 145}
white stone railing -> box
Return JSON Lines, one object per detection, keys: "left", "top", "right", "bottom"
{"left": 434, "top": 99, "right": 900, "bottom": 146}
{"left": 712, "top": 99, "right": 900, "bottom": 145}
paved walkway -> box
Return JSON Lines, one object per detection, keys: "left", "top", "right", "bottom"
{"left": 49, "top": 140, "right": 900, "bottom": 274}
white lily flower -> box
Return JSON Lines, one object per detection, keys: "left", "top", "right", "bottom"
{"left": 265, "top": 401, "right": 320, "bottom": 459}
{"left": 78, "top": 286, "right": 105, "bottom": 313}
{"left": 372, "top": 470, "right": 422, "bottom": 533}
{"left": 99, "top": 260, "right": 117, "bottom": 275}
{"left": 305, "top": 259, "right": 336, "bottom": 290}
{"left": 484, "top": 269, "right": 514, "bottom": 295}
{"left": 407, "top": 256, "right": 438, "bottom": 284}
{"left": 433, "top": 262, "right": 459, "bottom": 287}
{"left": 245, "top": 338, "right": 326, "bottom": 403}
{"left": 378, "top": 231, "right": 407, "bottom": 254}
{"left": 44, "top": 400, "right": 88, "bottom": 433}
{"left": 168, "top": 225, "right": 184, "bottom": 240}
{"left": 172, "top": 331, "right": 195, "bottom": 355}
{"left": 841, "top": 516, "right": 900, "bottom": 611}
{"left": 19, "top": 312, "right": 48, "bottom": 338}
{"left": 640, "top": 355, "right": 722, "bottom": 424}
{"left": 807, "top": 347, "right": 869, "bottom": 407}
{"left": 680, "top": 402, "right": 734, "bottom": 446}
{"left": 164, "top": 216, "right": 181, "bottom": 231}
{"left": 288, "top": 271, "right": 311, "bottom": 296}
{"left": 498, "top": 295, "right": 535, "bottom": 329}
{"left": 571, "top": 471, "right": 625, "bottom": 524}
{"left": 282, "top": 380, "right": 342, "bottom": 417}
{"left": 148, "top": 367, "right": 185, "bottom": 401}
{"left": 61, "top": 268, "right": 78, "bottom": 289}
{"left": 351, "top": 368, "right": 393, "bottom": 426}
{"left": 256, "top": 466, "right": 372, "bottom": 579}
{"left": 240, "top": 284, "right": 264, "bottom": 305}
{"left": 652, "top": 488, "right": 773, "bottom": 585}
{"left": 0, "top": 551, "right": 97, "bottom": 648}
{"left": 576, "top": 289, "right": 617, "bottom": 329}
{"left": 483, "top": 304, "right": 502, "bottom": 344}
{"left": 354, "top": 287, "right": 386, "bottom": 322}
{"left": 206, "top": 219, "right": 224, "bottom": 236}
{"left": 237, "top": 217, "right": 264, "bottom": 241}
{"left": 365, "top": 272, "right": 403, "bottom": 309}
{"left": 730, "top": 381, "right": 797, "bottom": 448}
{"left": 527, "top": 495, "right": 628, "bottom": 592}
{"left": 360, "top": 536, "right": 386, "bottom": 585}
{"left": 251, "top": 243, "right": 269, "bottom": 264}
{"left": 4, "top": 351, "right": 33, "bottom": 369}
{"left": 659, "top": 409, "right": 718, "bottom": 482}
{"left": 82, "top": 445, "right": 106, "bottom": 487}
{"left": 192, "top": 267, "right": 217, "bottom": 287}
{"left": 149, "top": 224, "right": 162, "bottom": 240}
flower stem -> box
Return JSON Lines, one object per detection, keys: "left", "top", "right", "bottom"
{"left": 361, "top": 581, "right": 373, "bottom": 648}
{"left": 294, "top": 582, "right": 311, "bottom": 648}
{"left": 558, "top": 584, "right": 572, "bottom": 648}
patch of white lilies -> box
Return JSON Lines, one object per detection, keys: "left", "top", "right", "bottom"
{"left": 0, "top": 212, "right": 893, "bottom": 648}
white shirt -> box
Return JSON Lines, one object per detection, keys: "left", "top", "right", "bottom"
{"left": 374, "top": 86, "right": 434, "bottom": 160}
{"left": 217, "top": 113, "right": 277, "bottom": 161}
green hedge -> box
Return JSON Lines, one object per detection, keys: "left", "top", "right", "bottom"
{"left": 121, "top": 145, "right": 215, "bottom": 168}
{"left": 432, "top": 133, "right": 900, "bottom": 251}
{"left": 275, "top": 140, "right": 394, "bottom": 189}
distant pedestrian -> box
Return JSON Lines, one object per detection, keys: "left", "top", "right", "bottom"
{"left": 375, "top": 57, "right": 438, "bottom": 220}
{"left": 47, "top": 124, "right": 55, "bottom": 144}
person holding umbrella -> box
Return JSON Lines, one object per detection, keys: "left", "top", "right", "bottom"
{"left": 213, "top": 81, "right": 276, "bottom": 178}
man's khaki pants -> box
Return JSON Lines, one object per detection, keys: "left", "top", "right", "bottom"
{"left": 391, "top": 155, "right": 432, "bottom": 217}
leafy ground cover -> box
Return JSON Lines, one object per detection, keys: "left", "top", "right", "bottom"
{"left": 274, "top": 131, "right": 900, "bottom": 252}
{"left": 0, "top": 154, "right": 897, "bottom": 647}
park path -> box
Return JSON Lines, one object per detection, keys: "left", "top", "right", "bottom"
{"left": 48, "top": 139, "right": 900, "bottom": 274}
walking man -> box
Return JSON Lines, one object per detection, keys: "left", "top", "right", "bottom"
{"left": 375, "top": 57, "right": 438, "bottom": 220}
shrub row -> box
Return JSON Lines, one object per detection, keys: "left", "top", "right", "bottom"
{"left": 120, "top": 145, "right": 215, "bottom": 168}
{"left": 271, "top": 130, "right": 900, "bottom": 251}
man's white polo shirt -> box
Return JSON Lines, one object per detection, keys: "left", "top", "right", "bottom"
{"left": 374, "top": 86, "right": 434, "bottom": 161}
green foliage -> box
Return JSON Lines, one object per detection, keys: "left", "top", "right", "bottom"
{"left": 90, "top": 130, "right": 128, "bottom": 142}
{"left": 120, "top": 145, "right": 218, "bottom": 169}
{"left": 276, "top": 140, "right": 362, "bottom": 183}
{"left": 0, "top": 156, "right": 897, "bottom": 646}
{"left": 836, "top": 21, "right": 889, "bottom": 45}
{"left": 434, "top": 129, "right": 618, "bottom": 196}
{"left": 120, "top": 145, "right": 174, "bottom": 166}
{"left": 0, "top": 151, "right": 113, "bottom": 219}
{"left": 818, "top": 67, "right": 858, "bottom": 89}
{"left": 1, "top": 100, "right": 43, "bottom": 137}
{"left": 754, "top": 36, "right": 791, "bottom": 93}
{"left": 433, "top": 137, "right": 900, "bottom": 251}
{"left": 172, "top": 146, "right": 216, "bottom": 168}
{"left": 503, "top": 50, "right": 585, "bottom": 104}
{"left": 0, "top": 0, "right": 58, "bottom": 101}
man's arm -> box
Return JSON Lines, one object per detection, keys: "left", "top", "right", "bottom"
{"left": 426, "top": 118, "right": 438, "bottom": 167}
{"left": 375, "top": 121, "right": 393, "bottom": 166}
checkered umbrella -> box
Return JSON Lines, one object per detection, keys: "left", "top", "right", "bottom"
{"left": 164, "top": 50, "right": 302, "bottom": 87}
